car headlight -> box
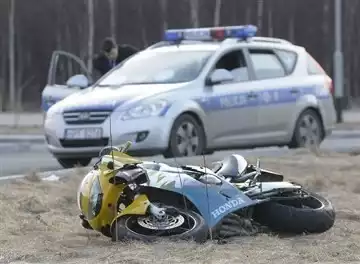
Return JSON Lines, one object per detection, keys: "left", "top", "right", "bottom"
{"left": 121, "top": 99, "right": 170, "bottom": 120}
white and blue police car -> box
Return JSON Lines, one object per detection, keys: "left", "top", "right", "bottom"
{"left": 43, "top": 25, "right": 337, "bottom": 168}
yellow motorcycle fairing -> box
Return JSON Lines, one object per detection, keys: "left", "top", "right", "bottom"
{"left": 79, "top": 168, "right": 124, "bottom": 232}
{"left": 78, "top": 150, "right": 148, "bottom": 232}
{"left": 102, "top": 150, "right": 143, "bottom": 168}
{"left": 109, "top": 194, "right": 151, "bottom": 229}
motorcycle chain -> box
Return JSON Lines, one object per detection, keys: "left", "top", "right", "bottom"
{"left": 215, "top": 213, "right": 268, "bottom": 239}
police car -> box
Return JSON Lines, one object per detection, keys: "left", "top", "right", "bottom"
{"left": 43, "top": 24, "right": 337, "bottom": 168}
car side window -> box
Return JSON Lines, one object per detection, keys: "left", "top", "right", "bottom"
{"left": 214, "top": 50, "right": 249, "bottom": 82}
{"left": 248, "top": 49, "right": 286, "bottom": 80}
{"left": 55, "top": 55, "right": 89, "bottom": 85}
{"left": 275, "top": 49, "right": 297, "bottom": 73}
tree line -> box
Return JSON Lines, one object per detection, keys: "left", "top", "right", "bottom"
{"left": 0, "top": 0, "right": 357, "bottom": 111}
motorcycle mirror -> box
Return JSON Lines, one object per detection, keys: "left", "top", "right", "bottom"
{"left": 98, "top": 146, "right": 121, "bottom": 157}
{"left": 120, "top": 141, "right": 132, "bottom": 153}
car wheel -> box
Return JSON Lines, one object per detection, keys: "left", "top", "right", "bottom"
{"left": 289, "top": 109, "right": 324, "bottom": 149}
{"left": 56, "top": 157, "right": 92, "bottom": 169}
{"left": 163, "top": 114, "right": 206, "bottom": 158}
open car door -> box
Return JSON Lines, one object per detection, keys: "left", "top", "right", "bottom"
{"left": 41, "top": 50, "right": 93, "bottom": 112}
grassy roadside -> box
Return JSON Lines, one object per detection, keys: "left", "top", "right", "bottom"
{"left": 1, "top": 149, "right": 360, "bottom": 263}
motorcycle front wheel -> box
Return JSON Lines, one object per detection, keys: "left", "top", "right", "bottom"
{"left": 111, "top": 205, "right": 208, "bottom": 243}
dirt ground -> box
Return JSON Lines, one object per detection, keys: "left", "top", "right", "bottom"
{"left": 1, "top": 149, "right": 360, "bottom": 264}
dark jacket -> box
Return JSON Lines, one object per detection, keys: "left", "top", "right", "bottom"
{"left": 93, "top": 44, "right": 139, "bottom": 77}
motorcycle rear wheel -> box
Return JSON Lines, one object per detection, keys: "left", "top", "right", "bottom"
{"left": 252, "top": 191, "right": 335, "bottom": 234}
{"left": 111, "top": 205, "right": 208, "bottom": 243}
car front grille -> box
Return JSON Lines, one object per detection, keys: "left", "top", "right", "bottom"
{"left": 60, "top": 138, "right": 109, "bottom": 148}
{"left": 63, "top": 111, "right": 112, "bottom": 125}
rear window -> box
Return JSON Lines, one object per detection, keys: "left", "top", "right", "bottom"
{"left": 306, "top": 53, "right": 326, "bottom": 75}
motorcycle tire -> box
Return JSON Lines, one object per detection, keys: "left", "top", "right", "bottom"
{"left": 111, "top": 206, "right": 209, "bottom": 243}
{"left": 252, "top": 191, "right": 335, "bottom": 234}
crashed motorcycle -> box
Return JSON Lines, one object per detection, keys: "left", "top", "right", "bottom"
{"left": 77, "top": 142, "right": 335, "bottom": 243}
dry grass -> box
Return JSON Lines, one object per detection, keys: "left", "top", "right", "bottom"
{"left": 1, "top": 149, "right": 360, "bottom": 264}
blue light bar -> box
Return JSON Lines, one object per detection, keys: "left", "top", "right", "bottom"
{"left": 163, "top": 25, "right": 257, "bottom": 42}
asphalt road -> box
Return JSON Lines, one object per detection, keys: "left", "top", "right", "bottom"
{"left": 1, "top": 132, "right": 360, "bottom": 177}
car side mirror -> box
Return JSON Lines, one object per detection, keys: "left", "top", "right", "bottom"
{"left": 206, "top": 69, "right": 234, "bottom": 86}
{"left": 66, "top": 74, "right": 89, "bottom": 89}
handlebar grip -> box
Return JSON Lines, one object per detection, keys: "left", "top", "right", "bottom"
{"left": 237, "top": 171, "right": 257, "bottom": 182}
{"left": 121, "top": 141, "right": 132, "bottom": 153}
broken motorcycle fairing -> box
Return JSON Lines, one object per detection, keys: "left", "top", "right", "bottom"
{"left": 77, "top": 143, "right": 335, "bottom": 243}
{"left": 139, "top": 161, "right": 264, "bottom": 228}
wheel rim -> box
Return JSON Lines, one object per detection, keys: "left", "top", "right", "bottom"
{"left": 175, "top": 122, "right": 199, "bottom": 156}
{"left": 137, "top": 214, "right": 185, "bottom": 230}
{"left": 298, "top": 114, "right": 321, "bottom": 147}
{"left": 123, "top": 211, "right": 198, "bottom": 237}
{"left": 301, "top": 195, "right": 325, "bottom": 210}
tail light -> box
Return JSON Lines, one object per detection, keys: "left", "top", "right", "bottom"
{"left": 328, "top": 79, "right": 334, "bottom": 95}
{"left": 324, "top": 76, "right": 334, "bottom": 96}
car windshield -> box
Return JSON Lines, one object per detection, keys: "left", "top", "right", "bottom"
{"left": 97, "top": 50, "right": 213, "bottom": 86}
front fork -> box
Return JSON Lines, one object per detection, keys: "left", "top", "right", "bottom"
{"left": 111, "top": 182, "right": 167, "bottom": 228}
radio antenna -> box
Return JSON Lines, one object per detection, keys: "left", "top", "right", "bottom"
{"left": 201, "top": 151, "right": 213, "bottom": 241}
{"left": 108, "top": 109, "right": 118, "bottom": 241}
{"left": 109, "top": 111, "right": 115, "bottom": 163}
{"left": 172, "top": 154, "right": 192, "bottom": 232}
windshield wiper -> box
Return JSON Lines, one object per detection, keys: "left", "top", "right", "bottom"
{"left": 97, "top": 84, "right": 121, "bottom": 87}
{"left": 97, "top": 82, "right": 158, "bottom": 87}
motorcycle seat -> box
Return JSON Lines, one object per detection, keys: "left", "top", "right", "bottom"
{"left": 214, "top": 154, "right": 248, "bottom": 178}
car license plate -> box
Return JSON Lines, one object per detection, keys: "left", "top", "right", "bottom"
{"left": 64, "top": 128, "right": 103, "bottom": 139}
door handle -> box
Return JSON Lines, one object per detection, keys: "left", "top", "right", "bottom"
{"left": 247, "top": 92, "right": 258, "bottom": 99}
{"left": 290, "top": 88, "right": 299, "bottom": 94}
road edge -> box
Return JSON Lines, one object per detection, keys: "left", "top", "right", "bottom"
{"left": 0, "top": 166, "right": 92, "bottom": 182}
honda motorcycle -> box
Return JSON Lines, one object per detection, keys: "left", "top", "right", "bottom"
{"left": 77, "top": 142, "right": 335, "bottom": 243}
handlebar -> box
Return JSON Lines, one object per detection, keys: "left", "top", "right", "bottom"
{"left": 233, "top": 158, "right": 261, "bottom": 185}
{"left": 94, "top": 141, "right": 133, "bottom": 169}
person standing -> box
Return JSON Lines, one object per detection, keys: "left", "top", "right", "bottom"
{"left": 93, "top": 37, "right": 139, "bottom": 77}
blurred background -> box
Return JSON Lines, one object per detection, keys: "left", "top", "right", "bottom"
{"left": 0, "top": 0, "right": 355, "bottom": 112}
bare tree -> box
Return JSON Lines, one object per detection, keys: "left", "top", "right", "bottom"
{"left": 267, "top": 4, "right": 273, "bottom": 37}
{"left": 108, "top": 0, "right": 116, "bottom": 39}
{"left": 1, "top": 0, "right": 360, "bottom": 109}
{"left": 87, "top": 0, "right": 94, "bottom": 74}
{"left": 189, "top": 0, "right": 199, "bottom": 28}
{"left": 159, "top": 0, "right": 168, "bottom": 31}
{"left": 288, "top": 17, "right": 295, "bottom": 43}
{"left": 8, "top": 0, "right": 15, "bottom": 111}
{"left": 256, "top": 0, "right": 264, "bottom": 34}
{"left": 0, "top": 39, "right": 6, "bottom": 110}
{"left": 245, "top": 6, "right": 251, "bottom": 24}
{"left": 213, "top": 0, "right": 222, "bottom": 26}
{"left": 138, "top": 0, "right": 148, "bottom": 47}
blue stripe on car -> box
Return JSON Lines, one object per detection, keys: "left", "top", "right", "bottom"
{"left": 195, "top": 86, "right": 330, "bottom": 112}
{"left": 47, "top": 86, "right": 330, "bottom": 115}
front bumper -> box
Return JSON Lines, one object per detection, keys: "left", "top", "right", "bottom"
{"left": 44, "top": 113, "right": 172, "bottom": 158}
